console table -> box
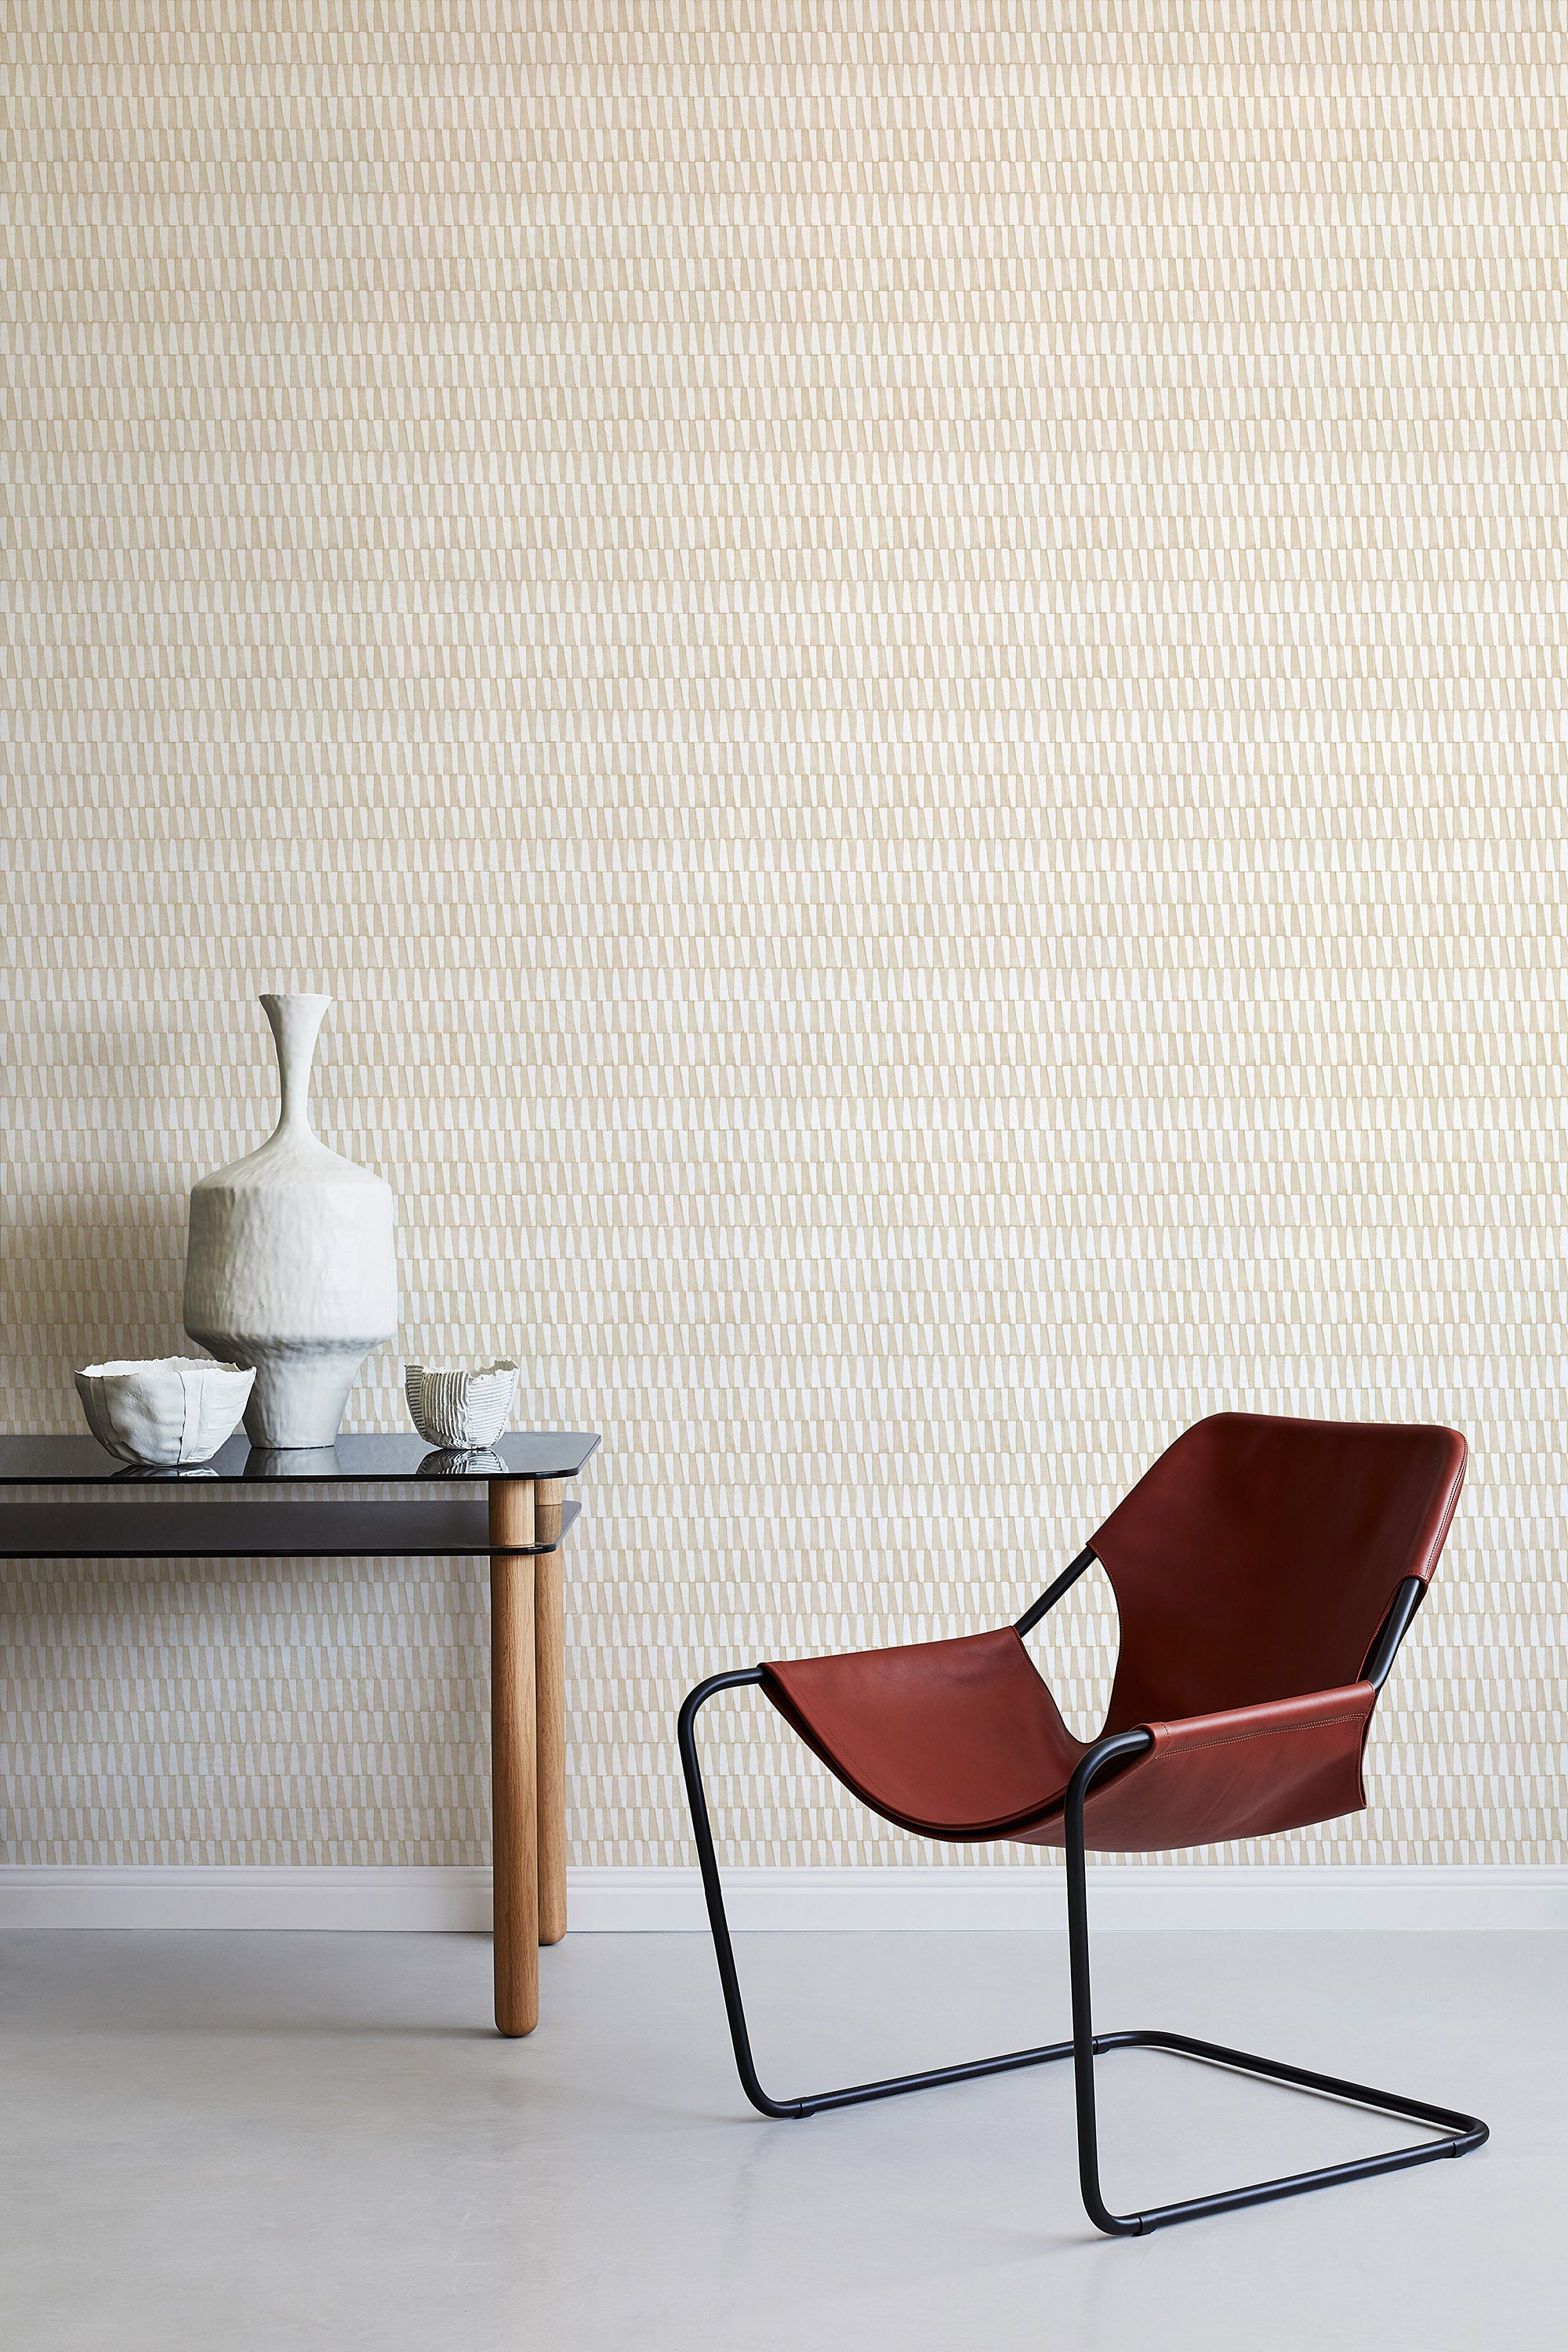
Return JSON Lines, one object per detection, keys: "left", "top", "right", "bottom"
{"left": 0, "top": 1430, "right": 600, "bottom": 2038}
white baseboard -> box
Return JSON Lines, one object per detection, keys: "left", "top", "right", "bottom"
{"left": 566, "top": 1865, "right": 1568, "bottom": 1933}
{"left": 0, "top": 1867, "right": 495, "bottom": 1933}
{"left": 1, "top": 1864, "right": 1565, "bottom": 1933}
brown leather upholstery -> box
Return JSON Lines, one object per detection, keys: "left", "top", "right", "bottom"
{"left": 1025, "top": 1683, "right": 1379, "bottom": 1853}
{"left": 764, "top": 1629, "right": 1087, "bottom": 1840}
{"left": 760, "top": 1414, "right": 1466, "bottom": 1854}
{"left": 1092, "top": 1412, "right": 1467, "bottom": 1730}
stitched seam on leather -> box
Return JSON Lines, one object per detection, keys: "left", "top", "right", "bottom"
{"left": 1160, "top": 1711, "right": 1369, "bottom": 1756}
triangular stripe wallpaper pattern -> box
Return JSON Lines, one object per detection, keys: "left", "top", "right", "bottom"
{"left": 2, "top": 9, "right": 1563, "bottom": 1867}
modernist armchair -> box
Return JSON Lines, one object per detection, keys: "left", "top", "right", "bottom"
{"left": 678, "top": 1412, "right": 1488, "bottom": 2236}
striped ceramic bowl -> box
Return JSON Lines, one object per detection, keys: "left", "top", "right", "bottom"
{"left": 403, "top": 1359, "right": 520, "bottom": 1451}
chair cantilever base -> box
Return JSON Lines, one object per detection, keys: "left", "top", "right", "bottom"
{"left": 1076, "top": 2030, "right": 1487, "bottom": 2234}
{"left": 677, "top": 1670, "right": 1490, "bottom": 2240}
{"left": 728, "top": 2023, "right": 1486, "bottom": 2238}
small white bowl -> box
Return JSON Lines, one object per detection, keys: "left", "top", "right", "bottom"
{"left": 74, "top": 1357, "right": 256, "bottom": 1468}
{"left": 404, "top": 1360, "right": 520, "bottom": 1450}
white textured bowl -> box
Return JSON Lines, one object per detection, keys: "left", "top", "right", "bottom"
{"left": 404, "top": 1360, "right": 520, "bottom": 1451}
{"left": 74, "top": 1357, "right": 256, "bottom": 1468}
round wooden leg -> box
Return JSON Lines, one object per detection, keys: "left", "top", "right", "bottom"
{"left": 535, "top": 1546, "right": 568, "bottom": 1945}
{"left": 489, "top": 1479, "right": 538, "bottom": 2036}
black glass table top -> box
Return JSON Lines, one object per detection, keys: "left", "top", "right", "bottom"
{"left": 0, "top": 1498, "right": 582, "bottom": 1559}
{"left": 0, "top": 1432, "right": 600, "bottom": 1487}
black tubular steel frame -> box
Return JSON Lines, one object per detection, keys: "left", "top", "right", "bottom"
{"left": 676, "top": 1566, "right": 1488, "bottom": 2238}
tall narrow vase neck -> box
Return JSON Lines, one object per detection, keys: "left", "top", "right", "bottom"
{"left": 260, "top": 992, "right": 332, "bottom": 1138}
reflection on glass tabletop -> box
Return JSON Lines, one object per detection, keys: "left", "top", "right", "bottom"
{"left": 0, "top": 1432, "right": 600, "bottom": 1486}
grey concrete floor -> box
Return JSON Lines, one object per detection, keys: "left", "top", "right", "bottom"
{"left": 0, "top": 1929, "right": 1559, "bottom": 2351}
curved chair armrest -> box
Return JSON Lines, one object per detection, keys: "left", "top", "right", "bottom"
{"left": 1071, "top": 1682, "right": 1381, "bottom": 1853}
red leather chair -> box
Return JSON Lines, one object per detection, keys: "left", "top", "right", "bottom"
{"left": 678, "top": 1412, "right": 1488, "bottom": 2235}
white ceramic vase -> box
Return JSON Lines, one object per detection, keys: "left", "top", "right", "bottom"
{"left": 183, "top": 993, "right": 398, "bottom": 1448}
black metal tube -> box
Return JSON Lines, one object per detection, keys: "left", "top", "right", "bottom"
{"left": 1063, "top": 1729, "right": 1156, "bottom": 2236}
{"left": 677, "top": 1668, "right": 801, "bottom": 2118}
{"left": 1014, "top": 1545, "right": 1098, "bottom": 1637}
{"left": 1362, "top": 1576, "right": 1427, "bottom": 1690}
{"left": 1098, "top": 2028, "right": 1488, "bottom": 2143}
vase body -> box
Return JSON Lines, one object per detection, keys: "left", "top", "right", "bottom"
{"left": 183, "top": 994, "right": 398, "bottom": 1448}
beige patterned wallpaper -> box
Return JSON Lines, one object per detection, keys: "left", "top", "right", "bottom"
{"left": 2, "top": 8, "right": 1563, "bottom": 1871}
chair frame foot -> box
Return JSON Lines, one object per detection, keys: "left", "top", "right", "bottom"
{"left": 677, "top": 1671, "right": 1489, "bottom": 2238}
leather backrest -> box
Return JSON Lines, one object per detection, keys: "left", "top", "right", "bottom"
{"left": 1091, "top": 1412, "right": 1468, "bottom": 1730}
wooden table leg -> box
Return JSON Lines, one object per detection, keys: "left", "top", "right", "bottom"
{"left": 490, "top": 1478, "right": 538, "bottom": 2036}
{"left": 535, "top": 1475, "right": 567, "bottom": 1944}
